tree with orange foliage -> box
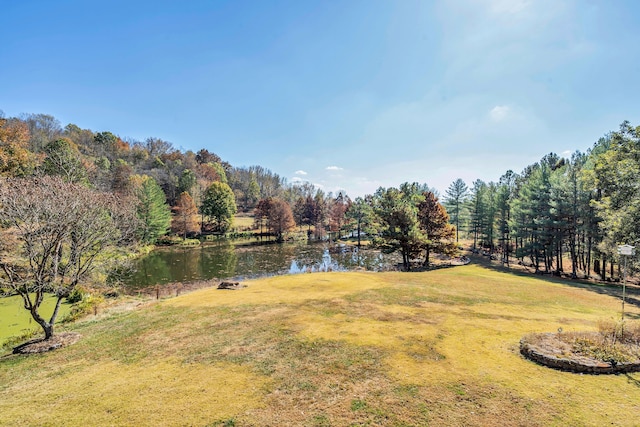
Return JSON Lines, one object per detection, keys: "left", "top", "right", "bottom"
{"left": 0, "top": 116, "right": 36, "bottom": 177}
{"left": 267, "top": 198, "right": 295, "bottom": 242}
{"left": 328, "top": 192, "right": 351, "bottom": 240}
{"left": 173, "top": 192, "right": 199, "bottom": 239}
{"left": 254, "top": 197, "right": 295, "bottom": 242}
{"left": 417, "top": 191, "right": 457, "bottom": 266}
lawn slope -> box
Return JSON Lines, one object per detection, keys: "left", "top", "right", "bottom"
{"left": 1, "top": 265, "right": 639, "bottom": 426}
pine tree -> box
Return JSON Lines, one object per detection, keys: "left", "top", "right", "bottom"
{"left": 444, "top": 178, "right": 469, "bottom": 242}
{"left": 136, "top": 176, "right": 172, "bottom": 243}
{"left": 469, "top": 180, "right": 487, "bottom": 251}
{"left": 373, "top": 185, "right": 424, "bottom": 270}
{"left": 496, "top": 171, "right": 516, "bottom": 265}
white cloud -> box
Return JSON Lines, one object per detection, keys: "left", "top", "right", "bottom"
{"left": 561, "top": 150, "right": 572, "bottom": 157}
{"left": 291, "top": 176, "right": 304, "bottom": 183}
{"left": 489, "top": 105, "right": 510, "bottom": 122}
{"left": 326, "top": 166, "right": 343, "bottom": 171}
{"left": 294, "top": 170, "right": 307, "bottom": 175}
{"left": 485, "top": 0, "right": 531, "bottom": 16}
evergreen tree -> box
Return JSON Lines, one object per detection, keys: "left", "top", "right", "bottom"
{"left": 346, "top": 196, "right": 375, "bottom": 247}
{"left": 496, "top": 171, "right": 516, "bottom": 265}
{"left": 510, "top": 156, "right": 556, "bottom": 272}
{"left": 485, "top": 182, "right": 498, "bottom": 251}
{"left": 373, "top": 185, "right": 424, "bottom": 270}
{"left": 136, "top": 176, "right": 172, "bottom": 243}
{"left": 469, "top": 180, "right": 487, "bottom": 250}
{"left": 177, "top": 169, "right": 197, "bottom": 196}
{"left": 584, "top": 122, "right": 640, "bottom": 279}
{"left": 444, "top": 178, "right": 469, "bottom": 242}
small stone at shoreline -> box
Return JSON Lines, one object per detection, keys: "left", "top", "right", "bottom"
{"left": 217, "top": 281, "right": 246, "bottom": 290}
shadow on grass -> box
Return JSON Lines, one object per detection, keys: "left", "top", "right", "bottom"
{"left": 463, "top": 254, "right": 640, "bottom": 313}
{"left": 625, "top": 373, "right": 640, "bottom": 388}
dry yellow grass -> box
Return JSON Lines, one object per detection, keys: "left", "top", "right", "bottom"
{"left": 233, "top": 214, "right": 257, "bottom": 231}
{"left": 1, "top": 265, "right": 639, "bottom": 426}
{"left": 1, "top": 359, "right": 268, "bottom": 426}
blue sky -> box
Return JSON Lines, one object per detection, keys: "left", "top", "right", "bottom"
{"left": 2, "top": 0, "right": 639, "bottom": 197}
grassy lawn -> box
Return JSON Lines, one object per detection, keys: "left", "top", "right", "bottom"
{"left": 233, "top": 213, "right": 257, "bottom": 232}
{"left": 1, "top": 265, "right": 639, "bottom": 426}
{"left": 0, "top": 295, "right": 72, "bottom": 344}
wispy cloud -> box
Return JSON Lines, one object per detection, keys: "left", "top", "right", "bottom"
{"left": 326, "top": 166, "right": 343, "bottom": 171}
{"left": 489, "top": 105, "right": 510, "bottom": 122}
{"left": 294, "top": 170, "right": 307, "bottom": 175}
{"left": 485, "top": 0, "right": 531, "bottom": 16}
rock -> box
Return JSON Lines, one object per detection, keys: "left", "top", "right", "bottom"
{"left": 217, "top": 281, "right": 245, "bottom": 290}
{"left": 519, "top": 334, "right": 640, "bottom": 375}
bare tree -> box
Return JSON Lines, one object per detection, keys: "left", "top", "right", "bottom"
{"left": 0, "top": 176, "right": 137, "bottom": 340}
{"left": 20, "top": 113, "right": 62, "bottom": 151}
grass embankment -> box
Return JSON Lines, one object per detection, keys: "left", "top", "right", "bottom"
{"left": 1, "top": 266, "right": 639, "bottom": 426}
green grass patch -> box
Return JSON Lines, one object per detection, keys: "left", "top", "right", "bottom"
{"left": 0, "top": 294, "right": 72, "bottom": 344}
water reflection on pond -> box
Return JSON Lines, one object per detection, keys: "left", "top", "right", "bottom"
{"left": 122, "top": 240, "right": 396, "bottom": 291}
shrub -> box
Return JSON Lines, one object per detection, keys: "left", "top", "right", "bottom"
{"left": 179, "top": 238, "right": 201, "bottom": 246}
{"left": 61, "top": 295, "right": 105, "bottom": 323}
{"left": 598, "top": 319, "right": 640, "bottom": 345}
{"left": 66, "top": 287, "right": 87, "bottom": 304}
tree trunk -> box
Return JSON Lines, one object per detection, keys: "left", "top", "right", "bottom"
{"left": 43, "top": 323, "right": 54, "bottom": 340}
{"left": 402, "top": 249, "right": 410, "bottom": 271}
{"left": 455, "top": 203, "right": 460, "bottom": 242}
{"left": 610, "top": 260, "right": 614, "bottom": 280}
{"left": 30, "top": 305, "right": 54, "bottom": 340}
{"left": 423, "top": 246, "right": 431, "bottom": 267}
{"left": 570, "top": 231, "right": 577, "bottom": 278}
{"left": 586, "top": 236, "right": 592, "bottom": 278}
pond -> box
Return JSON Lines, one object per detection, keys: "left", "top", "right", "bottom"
{"left": 121, "top": 240, "right": 398, "bottom": 292}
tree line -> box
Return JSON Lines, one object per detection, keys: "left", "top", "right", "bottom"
{"left": 0, "top": 110, "right": 295, "bottom": 340}
{"left": 441, "top": 121, "right": 640, "bottom": 281}
{"left": 1, "top": 108, "right": 638, "bottom": 340}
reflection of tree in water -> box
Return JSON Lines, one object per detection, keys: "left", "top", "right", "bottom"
{"left": 198, "top": 243, "right": 238, "bottom": 279}
{"left": 236, "top": 242, "right": 302, "bottom": 277}
{"left": 287, "top": 245, "right": 395, "bottom": 273}
{"left": 290, "top": 248, "right": 343, "bottom": 273}
{"left": 122, "top": 241, "right": 397, "bottom": 291}
{"left": 323, "top": 245, "right": 391, "bottom": 271}
{"left": 173, "top": 246, "right": 204, "bottom": 283}
{"left": 129, "top": 251, "right": 173, "bottom": 289}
